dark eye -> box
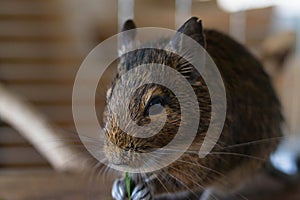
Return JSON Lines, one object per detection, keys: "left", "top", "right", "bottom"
{"left": 144, "top": 96, "right": 165, "bottom": 116}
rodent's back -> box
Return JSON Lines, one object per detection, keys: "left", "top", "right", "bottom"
{"left": 160, "top": 29, "right": 284, "bottom": 192}
{"left": 205, "top": 29, "right": 282, "bottom": 145}
{"left": 198, "top": 29, "right": 283, "bottom": 188}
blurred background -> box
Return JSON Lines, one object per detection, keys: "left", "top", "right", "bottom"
{"left": 0, "top": 0, "right": 299, "bottom": 199}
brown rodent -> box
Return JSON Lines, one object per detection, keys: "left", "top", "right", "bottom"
{"left": 104, "top": 17, "right": 283, "bottom": 200}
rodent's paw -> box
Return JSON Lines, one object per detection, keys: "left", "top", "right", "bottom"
{"left": 112, "top": 178, "right": 127, "bottom": 200}
{"left": 131, "top": 183, "right": 153, "bottom": 200}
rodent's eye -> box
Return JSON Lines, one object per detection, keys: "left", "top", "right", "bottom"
{"left": 144, "top": 96, "right": 165, "bottom": 116}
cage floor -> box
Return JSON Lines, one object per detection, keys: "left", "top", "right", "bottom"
{"left": 0, "top": 170, "right": 299, "bottom": 200}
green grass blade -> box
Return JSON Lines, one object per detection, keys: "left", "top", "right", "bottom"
{"left": 125, "top": 172, "right": 131, "bottom": 200}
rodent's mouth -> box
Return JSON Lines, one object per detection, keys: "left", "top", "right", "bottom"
{"left": 110, "top": 163, "right": 129, "bottom": 168}
{"left": 104, "top": 141, "right": 147, "bottom": 169}
{"left": 107, "top": 153, "right": 144, "bottom": 169}
{"left": 110, "top": 161, "right": 144, "bottom": 170}
{"left": 108, "top": 157, "right": 129, "bottom": 166}
{"left": 106, "top": 153, "right": 129, "bottom": 166}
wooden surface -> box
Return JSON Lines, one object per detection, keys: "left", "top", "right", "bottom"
{"left": 0, "top": 170, "right": 114, "bottom": 200}
{"left": 0, "top": 0, "right": 83, "bottom": 169}
{"left": 0, "top": 170, "right": 299, "bottom": 200}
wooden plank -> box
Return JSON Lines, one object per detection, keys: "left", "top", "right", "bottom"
{"left": 0, "top": 79, "right": 75, "bottom": 85}
{"left": 0, "top": 35, "right": 73, "bottom": 43}
{"left": 192, "top": 1, "right": 230, "bottom": 33}
{"left": 246, "top": 7, "right": 273, "bottom": 25}
{"left": 5, "top": 84, "right": 107, "bottom": 102}
{"left": 5, "top": 84, "right": 73, "bottom": 102}
{"left": 0, "top": 43, "right": 79, "bottom": 58}
{"left": 0, "top": 13, "right": 62, "bottom": 21}
{"left": 0, "top": 57, "right": 81, "bottom": 64}
{"left": 0, "top": 64, "right": 79, "bottom": 82}
{"left": 0, "top": 26, "right": 69, "bottom": 38}
{"left": 0, "top": 125, "right": 83, "bottom": 147}
{"left": 35, "top": 104, "right": 105, "bottom": 123}
{"left": 0, "top": 63, "right": 79, "bottom": 70}
{"left": 0, "top": 63, "right": 115, "bottom": 82}
{"left": 0, "top": 170, "right": 114, "bottom": 200}
{"left": 0, "top": 170, "right": 300, "bottom": 200}
{"left": 135, "top": 0, "right": 175, "bottom": 29}
{"left": 0, "top": 127, "right": 28, "bottom": 145}
{"left": 0, "top": 103, "right": 105, "bottom": 125}
{"left": 0, "top": 0, "right": 60, "bottom": 15}
{"left": 0, "top": 147, "right": 49, "bottom": 165}
{"left": 0, "top": 21, "right": 68, "bottom": 39}
{"left": 0, "top": 21, "right": 66, "bottom": 30}
{"left": 0, "top": 0, "right": 94, "bottom": 171}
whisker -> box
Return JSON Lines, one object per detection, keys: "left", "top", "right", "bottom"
{"left": 220, "top": 136, "right": 284, "bottom": 150}
{"left": 175, "top": 159, "right": 247, "bottom": 199}
{"left": 176, "top": 159, "right": 225, "bottom": 177}
{"left": 208, "top": 152, "right": 267, "bottom": 161}
{"left": 166, "top": 165, "right": 213, "bottom": 200}
{"left": 162, "top": 169, "right": 201, "bottom": 199}
{"left": 143, "top": 158, "right": 171, "bottom": 195}
{"left": 88, "top": 162, "right": 103, "bottom": 200}
{"left": 149, "top": 154, "right": 203, "bottom": 199}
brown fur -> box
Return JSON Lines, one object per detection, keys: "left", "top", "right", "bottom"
{"left": 104, "top": 18, "right": 283, "bottom": 197}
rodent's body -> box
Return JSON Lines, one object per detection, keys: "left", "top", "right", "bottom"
{"left": 105, "top": 17, "right": 283, "bottom": 199}
{"left": 165, "top": 29, "right": 283, "bottom": 192}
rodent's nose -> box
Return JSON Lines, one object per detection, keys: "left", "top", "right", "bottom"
{"left": 109, "top": 155, "right": 127, "bottom": 165}
{"left": 106, "top": 147, "right": 129, "bottom": 166}
{"left": 111, "top": 159, "right": 125, "bottom": 165}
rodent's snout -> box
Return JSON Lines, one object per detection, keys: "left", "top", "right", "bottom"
{"left": 104, "top": 139, "right": 146, "bottom": 168}
{"left": 104, "top": 143, "right": 128, "bottom": 165}
{"left": 104, "top": 139, "right": 129, "bottom": 166}
{"left": 103, "top": 81, "right": 181, "bottom": 169}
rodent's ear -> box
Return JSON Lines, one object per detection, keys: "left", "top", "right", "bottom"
{"left": 167, "top": 17, "right": 206, "bottom": 86}
{"left": 119, "top": 19, "right": 137, "bottom": 56}
{"left": 169, "top": 17, "right": 206, "bottom": 49}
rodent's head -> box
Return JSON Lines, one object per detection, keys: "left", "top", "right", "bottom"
{"left": 104, "top": 81, "right": 181, "bottom": 168}
{"left": 103, "top": 18, "right": 206, "bottom": 170}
